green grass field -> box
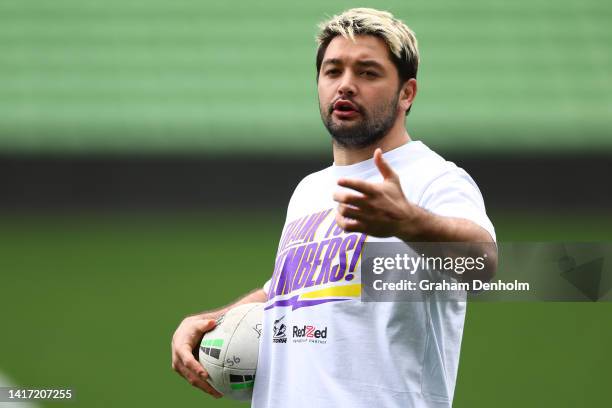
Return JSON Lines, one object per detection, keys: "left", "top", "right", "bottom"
{"left": 0, "top": 211, "right": 610, "bottom": 407}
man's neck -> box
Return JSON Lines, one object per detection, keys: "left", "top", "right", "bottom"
{"left": 333, "top": 127, "right": 411, "bottom": 166}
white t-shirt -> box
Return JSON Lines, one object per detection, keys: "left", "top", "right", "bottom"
{"left": 252, "top": 140, "right": 495, "bottom": 408}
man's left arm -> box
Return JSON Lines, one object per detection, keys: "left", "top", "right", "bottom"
{"left": 333, "top": 148, "right": 497, "bottom": 282}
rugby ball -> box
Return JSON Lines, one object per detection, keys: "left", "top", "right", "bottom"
{"left": 198, "top": 303, "right": 264, "bottom": 401}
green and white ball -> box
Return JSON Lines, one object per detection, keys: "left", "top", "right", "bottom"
{"left": 198, "top": 303, "right": 264, "bottom": 401}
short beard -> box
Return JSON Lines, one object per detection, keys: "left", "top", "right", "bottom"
{"left": 320, "top": 94, "right": 399, "bottom": 149}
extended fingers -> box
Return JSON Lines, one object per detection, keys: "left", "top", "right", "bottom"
{"left": 178, "top": 344, "right": 208, "bottom": 379}
{"left": 175, "top": 344, "right": 223, "bottom": 398}
{"left": 176, "top": 361, "right": 222, "bottom": 398}
{"left": 332, "top": 190, "right": 372, "bottom": 209}
{"left": 337, "top": 177, "right": 378, "bottom": 196}
{"left": 374, "top": 148, "right": 399, "bottom": 181}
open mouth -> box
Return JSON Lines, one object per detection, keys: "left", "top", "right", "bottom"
{"left": 332, "top": 100, "right": 360, "bottom": 118}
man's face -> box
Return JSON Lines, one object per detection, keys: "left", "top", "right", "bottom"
{"left": 317, "top": 35, "right": 403, "bottom": 149}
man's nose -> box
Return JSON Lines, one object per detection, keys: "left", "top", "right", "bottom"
{"left": 337, "top": 72, "right": 357, "bottom": 97}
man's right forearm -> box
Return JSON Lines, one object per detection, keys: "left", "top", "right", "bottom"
{"left": 189, "top": 287, "right": 268, "bottom": 321}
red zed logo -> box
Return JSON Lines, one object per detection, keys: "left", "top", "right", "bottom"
{"left": 292, "top": 325, "right": 328, "bottom": 339}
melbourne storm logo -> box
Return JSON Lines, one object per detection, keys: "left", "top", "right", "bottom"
{"left": 272, "top": 315, "right": 287, "bottom": 343}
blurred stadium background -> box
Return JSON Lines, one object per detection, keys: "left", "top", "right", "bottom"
{"left": 0, "top": 0, "right": 610, "bottom": 407}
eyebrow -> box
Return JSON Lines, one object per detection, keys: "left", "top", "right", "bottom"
{"left": 355, "top": 60, "right": 385, "bottom": 70}
{"left": 321, "top": 58, "right": 385, "bottom": 71}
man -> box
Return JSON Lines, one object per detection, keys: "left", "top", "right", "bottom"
{"left": 172, "top": 8, "right": 496, "bottom": 407}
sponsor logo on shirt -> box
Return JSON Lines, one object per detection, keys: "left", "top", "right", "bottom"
{"left": 293, "top": 325, "right": 327, "bottom": 339}
{"left": 272, "top": 315, "right": 287, "bottom": 343}
{"left": 291, "top": 324, "right": 328, "bottom": 345}
{"left": 271, "top": 316, "right": 329, "bottom": 345}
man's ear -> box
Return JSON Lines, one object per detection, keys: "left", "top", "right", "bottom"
{"left": 399, "top": 78, "right": 417, "bottom": 114}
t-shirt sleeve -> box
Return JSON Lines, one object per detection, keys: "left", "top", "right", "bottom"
{"left": 262, "top": 278, "right": 272, "bottom": 298}
{"left": 417, "top": 167, "right": 496, "bottom": 242}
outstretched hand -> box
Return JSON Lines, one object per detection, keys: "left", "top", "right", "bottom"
{"left": 333, "top": 148, "right": 421, "bottom": 238}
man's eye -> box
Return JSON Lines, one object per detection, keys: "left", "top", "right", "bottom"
{"left": 361, "top": 71, "right": 378, "bottom": 77}
{"left": 325, "top": 69, "right": 340, "bottom": 76}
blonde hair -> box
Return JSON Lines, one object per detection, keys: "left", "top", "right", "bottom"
{"left": 315, "top": 8, "right": 419, "bottom": 83}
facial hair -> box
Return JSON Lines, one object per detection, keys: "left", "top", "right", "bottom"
{"left": 320, "top": 93, "right": 399, "bottom": 149}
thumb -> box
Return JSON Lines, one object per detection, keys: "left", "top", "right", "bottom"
{"left": 195, "top": 318, "right": 217, "bottom": 334}
{"left": 374, "top": 148, "right": 398, "bottom": 181}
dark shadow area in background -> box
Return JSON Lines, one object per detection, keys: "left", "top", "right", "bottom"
{"left": 1, "top": 153, "right": 610, "bottom": 211}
